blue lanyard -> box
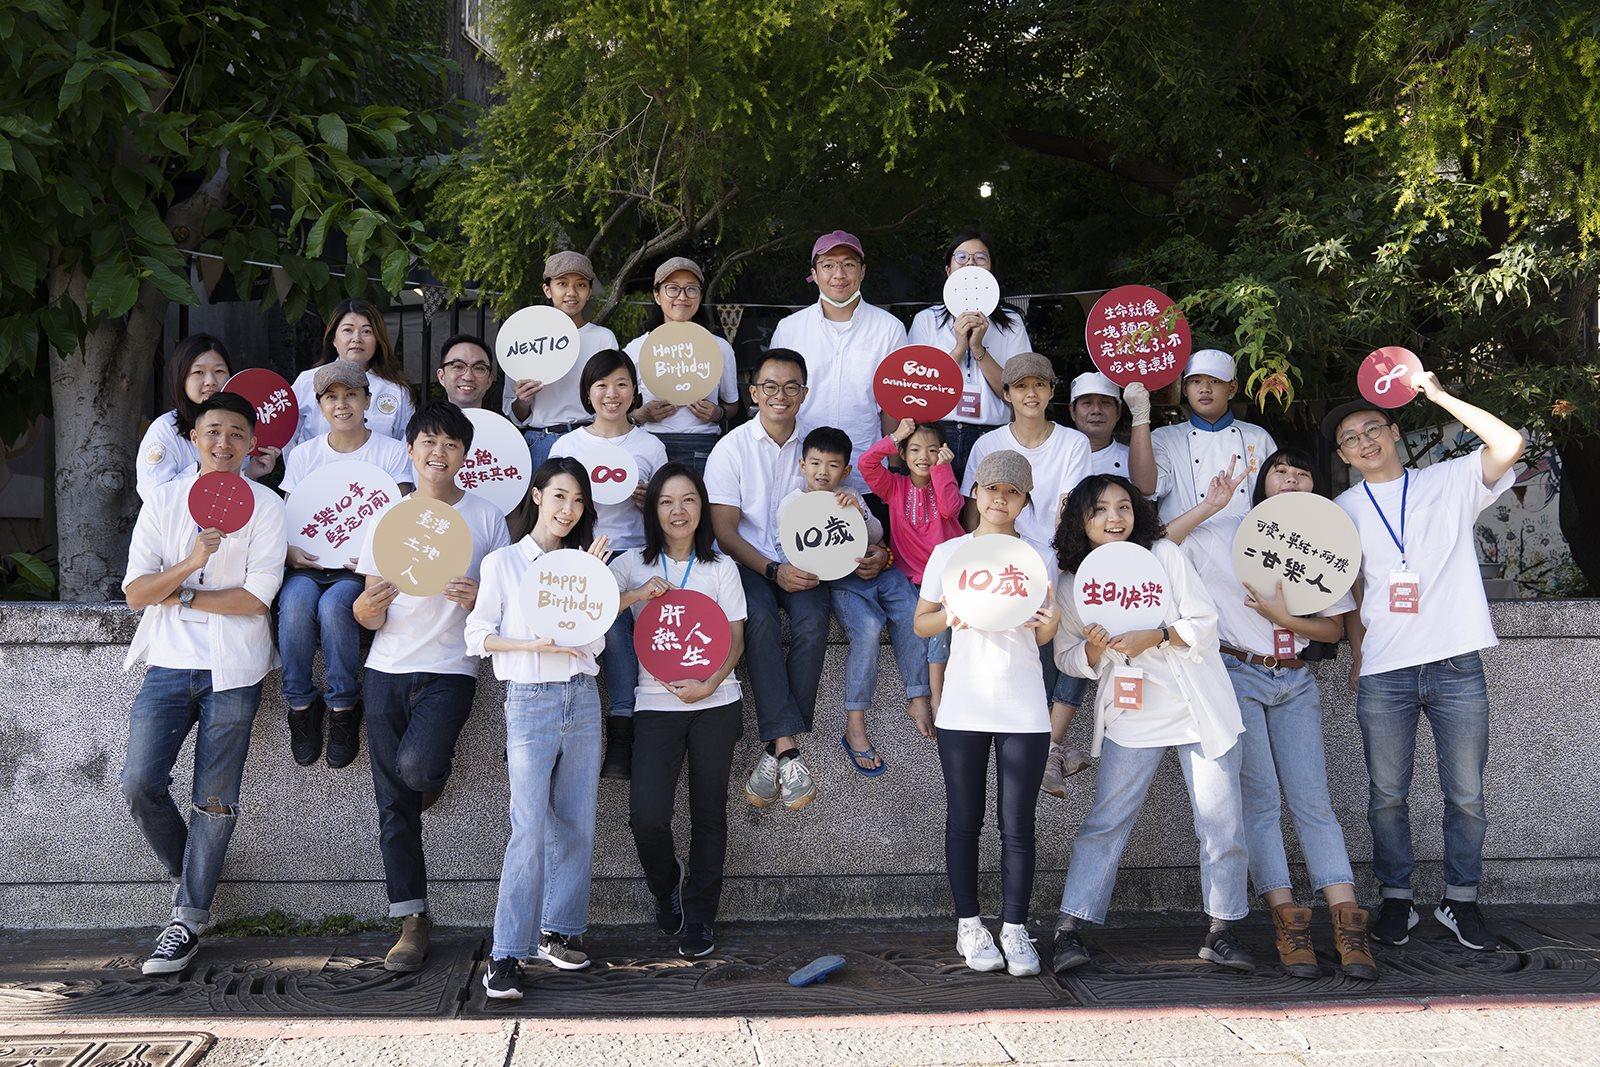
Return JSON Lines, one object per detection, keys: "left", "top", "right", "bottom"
{"left": 662, "top": 554, "right": 694, "bottom": 588}
{"left": 1362, "top": 470, "right": 1408, "bottom": 567}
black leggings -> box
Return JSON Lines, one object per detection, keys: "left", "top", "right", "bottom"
{"left": 936, "top": 728, "right": 1051, "bottom": 925}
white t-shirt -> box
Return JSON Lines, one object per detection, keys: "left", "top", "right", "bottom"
{"left": 1336, "top": 449, "right": 1513, "bottom": 676}
{"left": 465, "top": 536, "right": 604, "bottom": 683}
{"left": 280, "top": 431, "right": 414, "bottom": 494}
{"left": 1087, "top": 440, "right": 1132, "bottom": 478}
{"left": 547, "top": 424, "right": 667, "bottom": 551}
{"left": 609, "top": 549, "right": 747, "bottom": 711}
{"left": 771, "top": 300, "right": 907, "bottom": 495}
{"left": 703, "top": 417, "right": 808, "bottom": 563}
{"left": 1193, "top": 513, "right": 1356, "bottom": 656}
{"left": 919, "top": 534, "right": 1049, "bottom": 734}
{"left": 961, "top": 423, "right": 1093, "bottom": 562}
{"left": 625, "top": 331, "right": 739, "bottom": 436}
{"left": 357, "top": 491, "right": 511, "bottom": 677}
{"left": 289, "top": 367, "right": 415, "bottom": 450}
{"left": 501, "top": 321, "right": 620, "bottom": 430}
{"left": 906, "top": 305, "right": 1033, "bottom": 426}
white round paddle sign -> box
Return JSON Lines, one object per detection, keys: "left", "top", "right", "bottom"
{"left": 518, "top": 547, "right": 620, "bottom": 648}
{"left": 496, "top": 305, "right": 582, "bottom": 385}
{"left": 1074, "top": 541, "right": 1169, "bottom": 631}
{"left": 778, "top": 491, "right": 869, "bottom": 581}
{"left": 456, "top": 408, "right": 533, "bottom": 514}
{"left": 286, "top": 460, "right": 401, "bottom": 560}
{"left": 371, "top": 496, "right": 473, "bottom": 598}
{"left": 942, "top": 535, "right": 1050, "bottom": 632}
{"left": 563, "top": 439, "right": 639, "bottom": 507}
{"left": 639, "top": 321, "right": 723, "bottom": 405}
{"left": 942, "top": 266, "right": 1000, "bottom": 317}
{"left": 1232, "top": 493, "right": 1361, "bottom": 615}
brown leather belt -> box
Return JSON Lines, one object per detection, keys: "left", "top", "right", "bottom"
{"left": 1219, "top": 644, "right": 1305, "bottom": 670}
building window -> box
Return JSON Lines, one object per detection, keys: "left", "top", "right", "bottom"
{"left": 462, "top": 0, "right": 495, "bottom": 55}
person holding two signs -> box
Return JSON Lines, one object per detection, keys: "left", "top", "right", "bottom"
{"left": 137, "top": 335, "right": 278, "bottom": 499}
{"left": 1327, "top": 371, "right": 1524, "bottom": 952}
{"left": 288, "top": 299, "right": 416, "bottom": 452}
{"left": 914, "top": 450, "right": 1059, "bottom": 977}
{"left": 352, "top": 403, "right": 511, "bottom": 974}
{"left": 1049, "top": 474, "right": 1254, "bottom": 976}
{"left": 608, "top": 463, "right": 748, "bottom": 960}
{"left": 120, "top": 393, "right": 288, "bottom": 975}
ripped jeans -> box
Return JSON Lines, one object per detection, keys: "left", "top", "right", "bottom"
{"left": 120, "top": 667, "right": 263, "bottom": 928}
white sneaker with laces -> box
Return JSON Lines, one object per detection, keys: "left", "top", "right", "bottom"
{"left": 1000, "top": 923, "right": 1041, "bottom": 976}
{"left": 745, "top": 751, "right": 780, "bottom": 807}
{"left": 956, "top": 921, "right": 1006, "bottom": 973}
{"left": 778, "top": 755, "right": 817, "bottom": 810}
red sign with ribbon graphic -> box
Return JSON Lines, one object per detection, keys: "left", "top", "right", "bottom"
{"left": 223, "top": 368, "right": 299, "bottom": 451}
{"left": 187, "top": 471, "right": 256, "bottom": 534}
{"left": 873, "top": 345, "right": 962, "bottom": 422}
{"left": 633, "top": 589, "right": 733, "bottom": 683}
{"left": 1084, "top": 285, "right": 1191, "bottom": 391}
{"left": 1357, "top": 347, "right": 1425, "bottom": 409}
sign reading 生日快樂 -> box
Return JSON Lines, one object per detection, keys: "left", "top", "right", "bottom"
{"left": 496, "top": 305, "right": 582, "bottom": 385}
{"left": 942, "top": 535, "right": 1050, "bottom": 631}
{"left": 1083, "top": 285, "right": 1191, "bottom": 391}
{"left": 223, "top": 368, "right": 298, "bottom": 452}
{"left": 1231, "top": 493, "right": 1361, "bottom": 615}
{"left": 518, "top": 548, "right": 620, "bottom": 647}
{"left": 639, "top": 321, "right": 724, "bottom": 405}
{"left": 371, "top": 496, "right": 473, "bottom": 598}
{"left": 632, "top": 589, "right": 733, "bottom": 683}
{"left": 455, "top": 408, "right": 533, "bottom": 515}
{"left": 1073, "top": 541, "right": 1170, "bottom": 631}
{"left": 286, "top": 460, "right": 401, "bottom": 560}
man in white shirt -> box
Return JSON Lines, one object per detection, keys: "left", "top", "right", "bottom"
{"left": 119, "top": 392, "right": 288, "bottom": 976}
{"left": 771, "top": 231, "right": 907, "bottom": 497}
{"left": 501, "top": 251, "right": 620, "bottom": 470}
{"left": 435, "top": 333, "right": 496, "bottom": 409}
{"left": 1327, "top": 372, "right": 1524, "bottom": 953}
{"left": 1068, "top": 372, "right": 1156, "bottom": 481}
{"left": 353, "top": 401, "right": 512, "bottom": 974}
{"left": 707, "top": 349, "right": 891, "bottom": 811}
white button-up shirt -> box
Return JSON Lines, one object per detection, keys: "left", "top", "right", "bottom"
{"left": 703, "top": 417, "right": 809, "bottom": 563}
{"left": 1152, "top": 418, "right": 1276, "bottom": 573}
{"left": 289, "top": 367, "right": 416, "bottom": 453}
{"left": 465, "top": 536, "right": 605, "bottom": 683}
{"left": 906, "top": 306, "right": 1034, "bottom": 427}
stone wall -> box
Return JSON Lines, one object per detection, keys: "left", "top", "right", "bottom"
{"left": 1, "top": 601, "right": 1596, "bottom": 930}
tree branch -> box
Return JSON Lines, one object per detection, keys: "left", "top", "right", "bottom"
{"left": 590, "top": 184, "right": 740, "bottom": 324}
{"left": 1003, "top": 127, "right": 1256, "bottom": 219}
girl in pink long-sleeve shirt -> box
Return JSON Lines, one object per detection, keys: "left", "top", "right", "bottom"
{"left": 861, "top": 418, "right": 966, "bottom": 719}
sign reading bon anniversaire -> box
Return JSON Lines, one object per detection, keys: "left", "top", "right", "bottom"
{"left": 1084, "top": 285, "right": 1191, "bottom": 391}
{"left": 872, "top": 345, "right": 962, "bottom": 422}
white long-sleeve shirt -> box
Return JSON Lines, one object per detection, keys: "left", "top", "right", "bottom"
{"left": 466, "top": 537, "right": 605, "bottom": 683}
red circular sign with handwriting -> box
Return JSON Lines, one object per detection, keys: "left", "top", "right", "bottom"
{"left": 188, "top": 471, "right": 256, "bottom": 534}
{"left": 633, "top": 589, "right": 733, "bottom": 683}
{"left": 223, "top": 368, "right": 299, "bottom": 451}
{"left": 1357, "top": 347, "right": 1425, "bottom": 409}
{"left": 1084, "top": 285, "right": 1191, "bottom": 391}
{"left": 873, "top": 345, "right": 962, "bottom": 422}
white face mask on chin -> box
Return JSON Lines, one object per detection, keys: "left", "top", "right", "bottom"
{"left": 819, "top": 290, "right": 862, "bottom": 310}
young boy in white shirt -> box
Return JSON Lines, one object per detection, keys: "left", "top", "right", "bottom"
{"left": 120, "top": 392, "right": 288, "bottom": 975}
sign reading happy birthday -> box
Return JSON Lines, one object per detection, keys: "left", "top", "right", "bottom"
{"left": 633, "top": 589, "right": 733, "bottom": 683}
{"left": 371, "top": 496, "right": 473, "bottom": 598}
{"left": 518, "top": 547, "right": 620, "bottom": 647}
{"left": 942, "top": 535, "right": 1050, "bottom": 631}
{"left": 188, "top": 471, "right": 255, "bottom": 534}
{"left": 1357, "top": 346, "right": 1425, "bottom": 409}
{"left": 942, "top": 265, "right": 1001, "bottom": 317}
{"left": 873, "top": 345, "right": 962, "bottom": 423}
{"left": 639, "top": 321, "right": 723, "bottom": 405}
{"left": 1073, "top": 541, "right": 1169, "bottom": 631}
{"left": 779, "top": 491, "right": 869, "bottom": 581}
{"left": 456, "top": 408, "right": 533, "bottom": 514}
{"left": 496, "top": 304, "right": 582, "bottom": 384}
{"left": 223, "top": 368, "right": 298, "bottom": 451}
{"left": 286, "top": 460, "right": 400, "bottom": 559}
{"left": 1232, "top": 493, "right": 1361, "bottom": 615}
{"left": 1084, "top": 285, "right": 1191, "bottom": 391}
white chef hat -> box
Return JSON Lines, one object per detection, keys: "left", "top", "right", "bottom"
{"left": 1069, "top": 372, "right": 1121, "bottom": 404}
{"left": 1183, "top": 349, "right": 1237, "bottom": 382}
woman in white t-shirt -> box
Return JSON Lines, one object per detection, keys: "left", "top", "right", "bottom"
{"left": 1048, "top": 474, "right": 1253, "bottom": 977}
{"left": 136, "top": 334, "right": 278, "bottom": 499}
{"left": 915, "top": 449, "right": 1058, "bottom": 978}
{"left": 609, "top": 463, "right": 747, "bottom": 960}
{"left": 288, "top": 299, "right": 416, "bottom": 451}
{"left": 549, "top": 349, "right": 668, "bottom": 779}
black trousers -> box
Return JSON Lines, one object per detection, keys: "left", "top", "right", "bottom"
{"left": 936, "top": 727, "right": 1050, "bottom": 925}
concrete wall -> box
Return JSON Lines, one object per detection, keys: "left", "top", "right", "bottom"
{"left": 1, "top": 601, "right": 1596, "bottom": 930}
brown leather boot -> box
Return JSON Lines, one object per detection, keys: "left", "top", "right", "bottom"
{"left": 384, "top": 912, "right": 432, "bottom": 973}
{"left": 1331, "top": 902, "right": 1379, "bottom": 981}
{"left": 1271, "top": 903, "right": 1319, "bottom": 978}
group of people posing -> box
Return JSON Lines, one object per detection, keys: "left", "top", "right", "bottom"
{"left": 121, "top": 231, "right": 1522, "bottom": 1002}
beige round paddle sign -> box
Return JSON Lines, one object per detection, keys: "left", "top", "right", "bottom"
{"left": 778, "top": 491, "right": 869, "bottom": 581}
{"left": 1232, "top": 493, "right": 1361, "bottom": 615}
{"left": 638, "top": 321, "right": 723, "bottom": 405}
{"left": 943, "top": 535, "right": 1050, "bottom": 631}
{"left": 371, "top": 496, "right": 474, "bottom": 598}
{"left": 517, "top": 547, "right": 621, "bottom": 648}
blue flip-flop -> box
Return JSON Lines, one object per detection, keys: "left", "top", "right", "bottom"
{"left": 788, "top": 954, "right": 847, "bottom": 986}
{"left": 840, "top": 735, "right": 888, "bottom": 777}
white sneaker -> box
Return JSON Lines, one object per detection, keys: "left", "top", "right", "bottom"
{"left": 745, "top": 751, "right": 780, "bottom": 808}
{"left": 956, "top": 921, "right": 1005, "bottom": 973}
{"left": 778, "top": 755, "right": 817, "bottom": 810}
{"left": 1000, "top": 923, "right": 1041, "bottom": 976}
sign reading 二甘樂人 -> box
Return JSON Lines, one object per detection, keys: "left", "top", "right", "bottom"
{"left": 1231, "top": 493, "right": 1361, "bottom": 615}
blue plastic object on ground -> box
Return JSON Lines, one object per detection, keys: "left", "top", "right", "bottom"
{"left": 788, "top": 954, "right": 847, "bottom": 986}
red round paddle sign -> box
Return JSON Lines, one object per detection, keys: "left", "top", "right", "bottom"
{"left": 187, "top": 471, "right": 255, "bottom": 534}
{"left": 632, "top": 589, "right": 732, "bottom": 683}
{"left": 1084, "top": 285, "right": 1191, "bottom": 391}
{"left": 873, "top": 345, "right": 962, "bottom": 422}
{"left": 223, "top": 368, "right": 299, "bottom": 451}
{"left": 1357, "top": 347, "right": 1425, "bottom": 409}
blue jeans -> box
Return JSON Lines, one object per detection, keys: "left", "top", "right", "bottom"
{"left": 651, "top": 432, "right": 718, "bottom": 476}
{"left": 277, "top": 569, "right": 364, "bottom": 709}
{"left": 120, "top": 667, "right": 263, "bottom": 927}
{"left": 598, "top": 609, "right": 637, "bottom": 718}
{"left": 927, "top": 627, "right": 951, "bottom": 665}
{"left": 1223, "top": 655, "right": 1355, "bottom": 895}
{"left": 492, "top": 676, "right": 603, "bottom": 958}
{"left": 736, "top": 563, "right": 831, "bottom": 741}
{"left": 364, "top": 669, "right": 476, "bottom": 916}
{"left": 1060, "top": 737, "right": 1249, "bottom": 923}
{"left": 935, "top": 420, "right": 996, "bottom": 485}
{"left": 1040, "top": 647, "right": 1090, "bottom": 706}
{"left": 522, "top": 427, "right": 565, "bottom": 472}
{"left": 1355, "top": 651, "right": 1491, "bottom": 902}
{"left": 830, "top": 568, "right": 931, "bottom": 711}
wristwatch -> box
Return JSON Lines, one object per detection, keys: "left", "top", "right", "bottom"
{"left": 178, "top": 588, "right": 196, "bottom": 608}
{"left": 1158, "top": 625, "right": 1171, "bottom": 648}
{"left": 764, "top": 560, "right": 781, "bottom": 582}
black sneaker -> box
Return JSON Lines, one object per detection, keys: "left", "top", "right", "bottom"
{"left": 142, "top": 922, "right": 199, "bottom": 975}
{"left": 325, "top": 704, "right": 363, "bottom": 769}
{"left": 286, "top": 696, "right": 325, "bottom": 766}
{"left": 482, "top": 956, "right": 523, "bottom": 1000}
{"left": 1435, "top": 898, "right": 1497, "bottom": 951}
{"left": 655, "top": 858, "right": 685, "bottom": 935}
{"left": 1051, "top": 929, "right": 1090, "bottom": 973}
{"left": 1198, "top": 928, "right": 1256, "bottom": 972}
{"left": 679, "top": 922, "right": 715, "bottom": 958}
{"left": 1371, "top": 897, "right": 1420, "bottom": 945}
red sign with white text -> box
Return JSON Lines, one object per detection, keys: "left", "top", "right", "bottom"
{"left": 223, "top": 368, "right": 299, "bottom": 451}
{"left": 633, "top": 589, "right": 733, "bottom": 683}
{"left": 873, "top": 345, "right": 962, "bottom": 423}
{"left": 1084, "top": 285, "right": 1191, "bottom": 391}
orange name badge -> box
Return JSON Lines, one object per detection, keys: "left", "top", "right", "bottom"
{"left": 1112, "top": 667, "right": 1145, "bottom": 711}
{"left": 955, "top": 390, "right": 982, "bottom": 418}
{"left": 1272, "top": 628, "right": 1297, "bottom": 660}
{"left": 1389, "top": 570, "right": 1420, "bottom": 614}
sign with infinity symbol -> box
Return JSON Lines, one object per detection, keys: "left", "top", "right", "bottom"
{"left": 518, "top": 547, "right": 620, "bottom": 648}
{"left": 567, "top": 439, "right": 639, "bottom": 507}
{"left": 1357, "top": 347, "right": 1425, "bottom": 409}
{"left": 873, "top": 345, "right": 962, "bottom": 422}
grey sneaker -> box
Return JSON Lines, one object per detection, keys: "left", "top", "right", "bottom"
{"left": 536, "top": 931, "right": 590, "bottom": 971}
{"left": 778, "top": 755, "right": 817, "bottom": 811}
{"left": 1000, "top": 925, "right": 1041, "bottom": 976}
{"left": 745, "top": 751, "right": 780, "bottom": 808}
{"left": 1061, "top": 747, "right": 1092, "bottom": 776}
{"left": 1040, "top": 744, "right": 1069, "bottom": 799}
